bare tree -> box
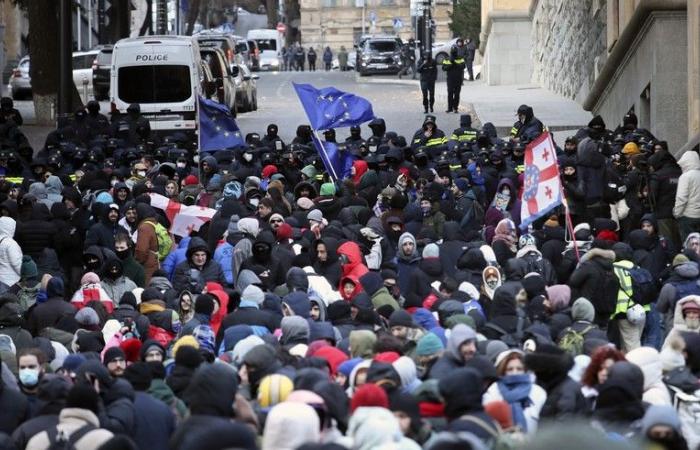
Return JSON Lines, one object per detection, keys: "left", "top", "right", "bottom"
{"left": 185, "top": 0, "right": 201, "bottom": 35}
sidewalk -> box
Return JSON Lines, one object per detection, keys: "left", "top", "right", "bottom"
{"left": 360, "top": 76, "right": 592, "bottom": 138}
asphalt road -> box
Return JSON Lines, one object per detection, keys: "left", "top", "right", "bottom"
{"left": 9, "top": 69, "right": 473, "bottom": 149}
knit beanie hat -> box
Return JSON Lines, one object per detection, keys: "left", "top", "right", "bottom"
{"left": 269, "top": 213, "right": 285, "bottom": 224}
{"left": 622, "top": 142, "right": 640, "bottom": 155}
{"left": 103, "top": 346, "right": 126, "bottom": 365}
{"left": 141, "top": 287, "right": 163, "bottom": 302}
{"left": 416, "top": 333, "right": 444, "bottom": 357}
{"left": 307, "top": 209, "right": 324, "bottom": 223}
{"left": 192, "top": 325, "right": 216, "bottom": 354}
{"left": 388, "top": 310, "right": 415, "bottom": 329}
{"left": 62, "top": 353, "right": 87, "bottom": 372}
{"left": 227, "top": 215, "right": 240, "bottom": 236}
{"left": 422, "top": 243, "right": 439, "bottom": 258}
{"left": 350, "top": 383, "right": 389, "bottom": 413}
{"left": 296, "top": 197, "right": 315, "bottom": 210}
{"left": 320, "top": 182, "right": 336, "bottom": 196}
{"left": 194, "top": 294, "right": 216, "bottom": 316}
{"left": 81, "top": 272, "right": 100, "bottom": 285}
{"left": 172, "top": 335, "right": 200, "bottom": 358}
{"left": 123, "top": 362, "right": 152, "bottom": 391}
{"left": 174, "top": 344, "right": 203, "bottom": 369}
{"left": 120, "top": 292, "right": 137, "bottom": 308}
{"left": 183, "top": 175, "right": 199, "bottom": 186}
{"left": 242, "top": 285, "right": 265, "bottom": 305}
{"left": 257, "top": 374, "right": 294, "bottom": 408}
{"left": 75, "top": 308, "right": 100, "bottom": 327}
{"left": 20, "top": 255, "right": 38, "bottom": 279}
{"left": 276, "top": 223, "right": 293, "bottom": 241}
{"left": 120, "top": 338, "right": 142, "bottom": 363}
{"left": 338, "top": 357, "right": 363, "bottom": 378}
{"left": 673, "top": 254, "right": 690, "bottom": 268}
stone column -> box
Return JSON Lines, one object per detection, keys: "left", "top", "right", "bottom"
{"left": 689, "top": 0, "right": 700, "bottom": 138}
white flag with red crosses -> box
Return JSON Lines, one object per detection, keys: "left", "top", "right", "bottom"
{"left": 520, "top": 132, "right": 562, "bottom": 230}
{"left": 149, "top": 193, "right": 217, "bottom": 237}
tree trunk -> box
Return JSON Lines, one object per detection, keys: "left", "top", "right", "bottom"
{"left": 185, "top": 0, "right": 200, "bottom": 35}
{"left": 27, "top": 0, "right": 59, "bottom": 125}
{"left": 265, "top": 0, "right": 277, "bottom": 29}
{"left": 139, "top": 0, "right": 153, "bottom": 36}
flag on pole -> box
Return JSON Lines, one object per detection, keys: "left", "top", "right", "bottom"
{"left": 519, "top": 132, "right": 562, "bottom": 230}
{"left": 149, "top": 193, "right": 217, "bottom": 237}
{"left": 293, "top": 83, "right": 375, "bottom": 130}
{"left": 311, "top": 133, "right": 354, "bottom": 182}
{"left": 198, "top": 95, "right": 245, "bottom": 152}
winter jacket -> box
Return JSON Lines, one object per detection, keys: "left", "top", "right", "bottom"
{"left": 568, "top": 248, "right": 618, "bottom": 325}
{"left": 311, "top": 238, "right": 342, "bottom": 288}
{"left": 648, "top": 150, "right": 681, "bottom": 219}
{"left": 406, "top": 257, "right": 443, "bottom": 308}
{"left": 161, "top": 237, "right": 191, "bottom": 281}
{"left": 674, "top": 151, "right": 700, "bottom": 219}
{"left": 131, "top": 391, "right": 175, "bottom": 450}
{"left": 625, "top": 347, "right": 672, "bottom": 406}
{"left": 0, "top": 374, "right": 28, "bottom": 434}
{"left": 396, "top": 232, "right": 421, "bottom": 296}
{"left": 663, "top": 295, "right": 700, "bottom": 348}
{"left": 135, "top": 215, "right": 160, "bottom": 284}
{"left": 110, "top": 304, "right": 150, "bottom": 338}
{"left": 483, "top": 375, "right": 547, "bottom": 433}
{"left": 172, "top": 237, "right": 226, "bottom": 293}
{"left": 84, "top": 211, "right": 127, "bottom": 252}
{"left": 70, "top": 282, "right": 114, "bottom": 313}
{"left": 25, "top": 408, "right": 113, "bottom": 450}
{"left": 576, "top": 137, "right": 607, "bottom": 204}
{"left": 337, "top": 241, "right": 369, "bottom": 291}
{"left": 101, "top": 276, "right": 137, "bottom": 308}
{"left": 525, "top": 349, "right": 586, "bottom": 420}
{"left": 213, "top": 241, "right": 235, "bottom": 286}
{"left": 0, "top": 217, "right": 22, "bottom": 288}
{"left": 0, "top": 301, "right": 33, "bottom": 351}
{"left": 15, "top": 204, "right": 56, "bottom": 260}
{"left": 26, "top": 279, "right": 76, "bottom": 335}
{"left": 439, "top": 222, "right": 468, "bottom": 278}
{"left": 656, "top": 261, "right": 700, "bottom": 331}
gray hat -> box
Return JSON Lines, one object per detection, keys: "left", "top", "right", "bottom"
{"left": 242, "top": 285, "right": 265, "bottom": 305}
{"left": 227, "top": 215, "right": 240, "bottom": 236}
{"left": 75, "top": 308, "right": 100, "bottom": 326}
{"left": 307, "top": 209, "right": 324, "bottom": 223}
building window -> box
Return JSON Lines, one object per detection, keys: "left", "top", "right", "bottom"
{"left": 639, "top": 84, "right": 651, "bottom": 131}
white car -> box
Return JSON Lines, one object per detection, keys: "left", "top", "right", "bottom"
{"left": 332, "top": 50, "right": 356, "bottom": 70}
{"left": 432, "top": 38, "right": 459, "bottom": 65}
{"left": 9, "top": 51, "right": 99, "bottom": 101}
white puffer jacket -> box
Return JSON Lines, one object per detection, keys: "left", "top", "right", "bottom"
{"left": 0, "top": 217, "right": 22, "bottom": 288}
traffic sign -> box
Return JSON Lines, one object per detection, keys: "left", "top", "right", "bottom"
{"left": 276, "top": 22, "right": 286, "bottom": 33}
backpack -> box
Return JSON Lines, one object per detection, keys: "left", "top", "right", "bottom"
{"left": 614, "top": 263, "right": 657, "bottom": 306}
{"left": 484, "top": 310, "right": 526, "bottom": 348}
{"left": 144, "top": 220, "right": 173, "bottom": 261}
{"left": 47, "top": 424, "right": 96, "bottom": 450}
{"left": 595, "top": 268, "right": 620, "bottom": 316}
{"left": 558, "top": 325, "right": 594, "bottom": 355}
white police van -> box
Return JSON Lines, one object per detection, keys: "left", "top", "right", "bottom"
{"left": 110, "top": 35, "right": 205, "bottom": 133}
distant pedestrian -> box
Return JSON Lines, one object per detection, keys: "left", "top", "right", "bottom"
{"left": 442, "top": 41, "right": 465, "bottom": 113}
{"left": 323, "top": 47, "right": 333, "bottom": 71}
{"left": 465, "top": 37, "right": 476, "bottom": 81}
{"left": 295, "top": 46, "right": 305, "bottom": 71}
{"left": 417, "top": 55, "right": 437, "bottom": 114}
{"left": 338, "top": 46, "right": 349, "bottom": 71}
{"left": 307, "top": 47, "right": 317, "bottom": 71}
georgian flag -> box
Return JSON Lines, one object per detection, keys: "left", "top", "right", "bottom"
{"left": 519, "top": 132, "right": 562, "bottom": 230}
{"left": 149, "top": 193, "right": 217, "bottom": 237}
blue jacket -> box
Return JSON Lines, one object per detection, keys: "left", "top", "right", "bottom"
{"left": 132, "top": 391, "right": 175, "bottom": 450}
{"left": 162, "top": 236, "right": 190, "bottom": 281}
{"left": 213, "top": 241, "right": 234, "bottom": 287}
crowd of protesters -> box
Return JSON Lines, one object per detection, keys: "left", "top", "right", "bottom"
{"left": 0, "top": 94, "right": 698, "bottom": 450}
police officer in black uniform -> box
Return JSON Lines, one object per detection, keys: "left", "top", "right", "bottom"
{"left": 417, "top": 54, "right": 438, "bottom": 114}
{"left": 442, "top": 41, "right": 466, "bottom": 113}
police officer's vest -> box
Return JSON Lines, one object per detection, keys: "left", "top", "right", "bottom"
{"left": 450, "top": 127, "right": 477, "bottom": 143}
{"left": 612, "top": 260, "right": 651, "bottom": 318}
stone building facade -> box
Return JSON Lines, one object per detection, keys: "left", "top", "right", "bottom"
{"left": 299, "top": 0, "right": 453, "bottom": 50}
{"left": 480, "top": 0, "right": 700, "bottom": 154}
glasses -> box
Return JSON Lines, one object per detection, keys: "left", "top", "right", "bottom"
{"left": 270, "top": 219, "right": 283, "bottom": 224}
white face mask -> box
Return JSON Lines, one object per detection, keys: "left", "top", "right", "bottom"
{"left": 111, "top": 179, "right": 118, "bottom": 186}
{"left": 176, "top": 162, "right": 186, "bottom": 168}
{"left": 137, "top": 171, "right": 146, "bottom": 178}
{"left": 193, "top": 155, "right": 200, "bottom": 164}
{"left": 249, "top": 198, "right": 259, "bottom": 207}
{"left": 243, "top": 153, "right": 253, "bottom": 162}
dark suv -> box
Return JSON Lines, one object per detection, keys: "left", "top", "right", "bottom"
{"left": 357, "top": 36, "right": 403, "bottom": 76}
{"left": 92, "top": 46, "right": 112, "bottom": 100}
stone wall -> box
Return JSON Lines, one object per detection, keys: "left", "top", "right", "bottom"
{"left": 530, "top": 0, "right": 607, "bottom": 103}
{"left": 481, "top": 13, "right": 532, "bottom": 85}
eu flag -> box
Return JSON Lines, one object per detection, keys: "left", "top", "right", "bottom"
{"left": 293, "top": 83, "right": 375, "bottom": 130}
{"left": 311, "top": 134, "right": 354, "bottom": 182}
{"left": 198, "top": 95, "right": 245, "bottom": 152}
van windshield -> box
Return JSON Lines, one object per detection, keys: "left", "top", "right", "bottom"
{"left": 118, "top": 65, "right": 191, "bottom": 103}
{"left": 255, "top": 39, "right": 276, "bottom": 51}
{"left": 367, "top": 41, "right": 397, "bottom": 52}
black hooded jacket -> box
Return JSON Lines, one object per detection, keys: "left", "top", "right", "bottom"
{"left": 14, "top": 203, "right": 56, "bottom": 259}
{"left": 648, "top": 150, "right": 681, "bottom": 220}
{"left": 439, "top": 222, "right": 467, "bottom": 278}
{"left": 311, "top": 237, "right": 342, "bottom": 287}
{"left": 172, "top": 237, "right": 226, "bottom": 292}
{"left": 439, "top": 367, "right": 499, "bottom": 441}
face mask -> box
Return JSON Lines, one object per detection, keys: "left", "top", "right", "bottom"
{"left": 686, "top": 317, "right": 700, "bottom": 330}
{"left": 137, "top": 171, "right": 146, "bottom": 178}
{"left": 502, "top": 188, "right": 511, "bottom": 196}
{"left": 421, "top": 205, "right": 431, "bottom": 215}
{"left": 176, "top": 162, "right": 186, "bottom": 168}
{"left": 192, "top": 155, "right": 200, "bottom": 164}
{"left": 19, "top": 368, "right": 39, "bottom": 387}
{"left": 110, "top": 179, "right": 118, "bottom": 186}
{"left": 243, "top": 153, "right": 253, "bottom": 162}
{"left": 249, "top": 198, "right": 259, "bottom": 207}
{"left": 115, "top": 249, "right": 131, "bottom": 260}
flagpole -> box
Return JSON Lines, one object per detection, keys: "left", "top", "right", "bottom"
{"left": 196, "top": 96, "right": 202, "bottom": 188}
{"left": 313, "top": 129, "right": 339, "bottom": 183}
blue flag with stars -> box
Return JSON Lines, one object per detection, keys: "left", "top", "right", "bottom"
{"left": 311, "top": 134, "right": 354, "bottom": 182}
{"left": 293, "top": 83, "right": 375, "bottom": 130}
{"left": 198, "top": 95, "right": 245, "bottom": 152}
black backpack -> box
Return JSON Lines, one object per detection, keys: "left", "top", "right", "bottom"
{"left": 484, "top": 309, "right": 526, "bottom": 348}
{"left": 47, "top": 424, "right": 96, "bottom": 450}
{"left": 596, "top": 268, "right": 620, "bottom": 316}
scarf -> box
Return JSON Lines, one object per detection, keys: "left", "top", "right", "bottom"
{"left": 497, "top": 374, "right": 533, "bottom": 431}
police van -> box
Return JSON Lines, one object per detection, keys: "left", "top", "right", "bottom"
{"left": 110, "top": 36, "right": 205, "bottom": 133}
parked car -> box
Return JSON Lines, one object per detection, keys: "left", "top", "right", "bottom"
{"left": 92, "top": 45, "right": 113, "bottom": 100}
{"left": 195, "top": 31, "right": 237, "bottom": 66}
{"left": 8, "top": 56, "right": 30, "bottom": 100}
{"left": 8, "top": 50, "right": 100, "bottom": 101}
{"left": 432, "top": 38, "right": 459, "bottom": 65}
{"left": 332, "top": 50, "right": 356, "bottom": 70}
{"left": 200, "top": 46, "right": 238, "bottom": 116}
{"left": 356, "top": 35, "right": 403, "bottom": 76}
{"left": 248, "top": 39, "right": 260, "bottom": 71}
{"left": 233, "top": 36, "right": 251, "bottom": 67}
{"left": 233, "top": 63, "right": 258, "bottom": 112}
